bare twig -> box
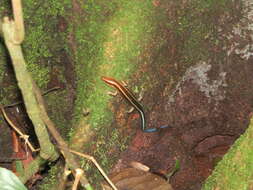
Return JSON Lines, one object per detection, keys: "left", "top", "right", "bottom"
{"left": 72, "top": 168, "right": 84, "bottom": 190}
{"left": 4, "top": 86, "right": 61, "bottom": 108}
{"left": 1, "top": 1, "right": 93, "bottom": 189}
{"left": 32, "top": 81, "right": 93, "bottom": 189}
{"left": 2, "top": 16, "right": 58, "bottom": 161}
{"left": 59, "top": 166, "right": 72, "bottom": 190}
{"left": 0, "top": 106, "right": 39, "bottom": 152}
{"left": 58, "top": 146, "right": 118, "bottom": 190}
{"left": 0, "top": 20, "right": 2, "bottom": 36}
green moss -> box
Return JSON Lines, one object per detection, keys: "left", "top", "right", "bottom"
{"left": 1, "top": 0, "right": 71, "bottom": 88}
{"left": 163, "top": 0, "right": 233, "bottom": 64}
{"left": 38, "top": 164, "right": 59, "bottom": 190}
{"left": 80, "top": 129, "right": 130, "bottom": 184}
{"left": 1, "top": 1, "right": 73, "bottom": 188}
{"left": 1, "top": 0, "right": 73, "bottom": 126}
{"left": 21, "top": 0, "right": 71, "bottom": 88}
{"left": 44, "top": 89, "right": 71, "bottom": 139}
{"left": 203, "top": 118, "right": 253, "bottom": 190}
{"left": 73, "top": 0, "right": 159, "bottom": 126}
{"left": 0, "top": 43, "right": 7, "bottom": 85}
{"left": 70, "top": 0, "right": 163, "bottom": 187}
{"left": 0, "top": 2, "right": 10, "bottom": 102}
{"left": 0, "top": 1, "right": 11, "bottom": 17}
{"left": 0, "top": 43, "right": 21, "bottom": 105}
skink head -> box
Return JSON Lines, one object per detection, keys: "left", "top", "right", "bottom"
{"left": 101, "top": 76, "right": 118, "bottom": 86}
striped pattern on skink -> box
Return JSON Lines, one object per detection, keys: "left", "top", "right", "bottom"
{"left": 101, "top": 76, "right": 158, "bottom": 133}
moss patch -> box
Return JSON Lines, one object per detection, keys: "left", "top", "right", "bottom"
{"left": 37, "top": 164, "right": 58, "bottom": 190}
{"left": 21, "top": 1, "right": 69, "bottom": 88}
{"left": 0, "top": 1, "right": 74, "bottom": 188}
{"left": 70, "top": 0, "right": 165, "bottom": 187}
{"left": 203, "top": 117, "right": 253, "bottom": 190}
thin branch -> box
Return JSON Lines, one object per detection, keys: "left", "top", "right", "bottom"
{"left": 32, "top": 81, "right": 93, "bottom": 189}
{"left": 0, "top": 106, "right": 39, "bottom": 152}
{"left": 58, "top": 146, "right": 118, "bottom": 190}
{"left": 4, "top": 86, "right": 61, "bottom": 108}
{"left": 2, "top": 16, "right": 58, "bottom": 161}
{"left": 0, "top": 20, "right": 2, "bottom": 36}
{"left": 72, "top": 168, "right": 84, "bottom": 190}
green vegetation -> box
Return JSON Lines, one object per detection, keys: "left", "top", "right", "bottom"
{"left": 80, "top": 129, "right": 130, "bottom": 182}
{"left": 21, "top": 0, "right": 71, "bottom": 88}
{"left": 0, "top": 0, "right": 72, "bottom": 189}
{"left": 37, "top": 164, "right": 58, "bottom": 190}
{"left": 0, "top": 0, "right": 71, "bottom": 97}
{"left": 165, "top": 0, "right": 233, "bottom": 64}
{"left": 203, "top": 117, "right": 253, "bottom": 190}
{"left": 0, "top": 43, "right": 6, "bottom": 82}
{"left": 70, "top": 1, "right": 163, "bottom": 186}
{"left": 72, "top": 0, "right": 159, "bottom": 124}
{"left": 0, "top": 167, "right": 27, "bottom": 190}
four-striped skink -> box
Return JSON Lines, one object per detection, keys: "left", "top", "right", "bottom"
{"left": 102, "top": 76, "right": 168, "bottom": 133}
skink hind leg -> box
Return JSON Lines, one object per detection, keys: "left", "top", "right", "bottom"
{"left": 106, "top": 80, "right": 144, "bottom": 114}
{"left": 106, "top": 89, "right": 140, "bottom": 113}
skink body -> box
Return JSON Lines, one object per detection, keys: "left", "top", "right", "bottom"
{"left": 102, "top": 76, "right": 158, "bottom": 133}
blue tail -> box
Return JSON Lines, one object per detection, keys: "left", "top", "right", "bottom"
{"left": 143, "top": 125, "right": 170, "bottom": 133}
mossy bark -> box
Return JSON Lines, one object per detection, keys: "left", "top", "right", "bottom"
{"left": 2, "top": 17, "right": 58, "bottom": 161}
{"left": 0, "top": 0, "right": 252, "bottom": 189}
